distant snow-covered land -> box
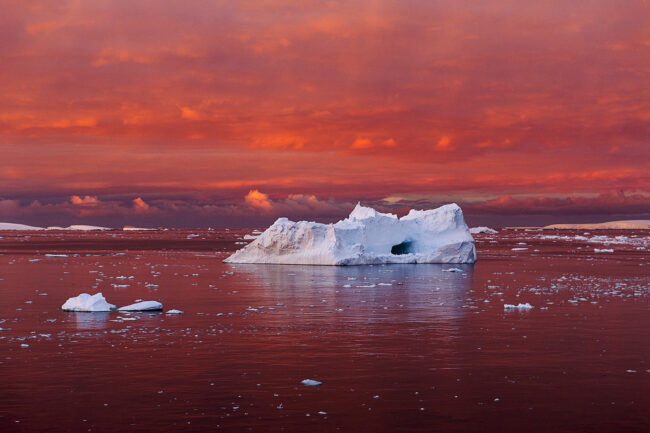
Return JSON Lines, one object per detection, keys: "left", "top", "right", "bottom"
{"left": 1, "top": 222, "right": 114, "bottom": 231}
{"left": 0, "top": 222, "right": 43, "bottom": 230}
{"left": 48, "top": 225, "right": 112, "bottom": 231}
{"left": 544, "top": 220, "right": 650, "bottom": 229}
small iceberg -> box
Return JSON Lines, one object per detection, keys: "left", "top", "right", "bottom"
{"left": 301, "top": 379, "right": 322, "bottom": 386}
{"left": 165, "top": 309, "right": 183, "bottom": 314}
{"left": 118, "top": 301, "right": 163, "bottom": 311}
{"left": 469, "top": 226, "right": 498, "bottom": 234}
{"left": 225, "top": 203, "right": 476, "bottom": 265}
{"left": 504, "top": 303, "right": 534, "bottom": 311}
{"left": 62, "top": 293, "right": 116, "bottom": 312}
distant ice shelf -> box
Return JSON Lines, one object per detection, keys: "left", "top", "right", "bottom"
{"left": 225, "top": 203, "right": 476, "bottom": 265}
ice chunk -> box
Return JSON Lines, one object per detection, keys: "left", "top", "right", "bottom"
{"left": 469, "top": 226, "right": 498, "bottom": 234}
{"left": 443, "top": 268, "right": 463, "bottom": 272}
{"left": 225, "top": 203, "right": 476, "bottom": 265}
{"left": 62, "top": 293, "right": 116, "bottom": 312}
{"left": 165, "top": 309, "right": 183, "bottom": 314}
{"left": 504, "top": 303, "right": 534, "bottom": 311}
{"left": 118, "top": 301, "right": 163, "bottom": 311}
{"left": 301, "top": 379, "right": 322, "bottom": 386}
{"left": 594, "top": 248, "right": 614, "bottom": 253}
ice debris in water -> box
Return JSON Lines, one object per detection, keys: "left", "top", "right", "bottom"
{"left": 225, "top": 203, "right": 476, "bottom": 265}
{"left": 118, "top": 301, "right": 163, "bottom": 311}
{"left": 301, "top": 379, "right": 322, "bottom": 386}
{"left": 61, "top": 293, "right": 116, "bottom": 312}
{"left": 504, "top": 303, "right": 534, "bottom": 311}
{"left": 443, "top": 268, "right": 463, "bottom": 272}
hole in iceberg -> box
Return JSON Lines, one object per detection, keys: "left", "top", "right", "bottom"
{"left": 391, "top": 240, "right": 414, "bottom": 255}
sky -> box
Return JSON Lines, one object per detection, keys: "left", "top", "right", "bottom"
{"left": 1, "top": 0, "right": 649, "bottom": 228}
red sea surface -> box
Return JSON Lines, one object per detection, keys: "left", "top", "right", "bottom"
{"left": 0, "top": 229, "right": 648, "bottom": 432}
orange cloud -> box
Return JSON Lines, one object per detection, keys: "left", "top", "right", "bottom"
{"left": 133, "top": 197, "right": 150, "bottom": 213}
{"left": 245, "top": 189, "right": 272, "bottom": 211}
{"left": 434, "top": 136, "right": 452, "bottom": 151}
{"left": 70, "top": 195, "right": 99, "bottom": 205}
{"left": 351, "top": 137, "right": 373, "bottom": 149}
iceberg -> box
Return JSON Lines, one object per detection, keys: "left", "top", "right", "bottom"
{"left": 225, "top": 203, "right": 476, "bottom": 265}
{"left": 47, "top": 225, "right": 112, "bottom": 231}
{"left": 118, "top": 301, "right": 163, "bottom": 311}
{"left": 61, "top": 293, "right": 116, "bottom": 312}
{"left": 470, "top": 226, "right": 498, "bottom": 234}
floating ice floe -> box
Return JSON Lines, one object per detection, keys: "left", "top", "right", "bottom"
{"left": 443, "top": 268, "right": 463, "bottom": 272}
{"left": 469, "top": 226, "right": 498, "bottom": 234}
{"left": 118, "top": 301, "right": 163, "bottom": 311}
{"left": 301, "top": 379, "right": 322, "bottom": 386}
{"left": 504, "top": 303, "right": 534, "bottom": 311}
{"left": 594, "top": 248, "right": 614, "bottom": 253}
{"left": 62, "top": 293, "right": 116, "bottom": 312}
{"left": 225, "top": 203, "right": 476, "bottom": 265}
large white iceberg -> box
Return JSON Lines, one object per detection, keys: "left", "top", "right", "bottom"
{"left": 225, "top": 203, "right": 476, "bottom": 265}
{"left": 61, "top": 293, "right": 116, "bottom": 312}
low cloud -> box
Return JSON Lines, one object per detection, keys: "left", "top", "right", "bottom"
{"left": 70, "top": 195, "right": 100, "bottom": 205}
{"left": 133, "top": 197, "right": 150, "bottom": 213}
{"left": 245, "top": 189, "right": 272, "bottom": 211}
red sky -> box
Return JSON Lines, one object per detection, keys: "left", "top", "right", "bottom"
{"left": 1, "top": 1, "right": 649, "bottom": 227}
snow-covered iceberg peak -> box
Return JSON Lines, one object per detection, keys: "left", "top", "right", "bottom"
{"left": 225, "top": 203, "right": 476, "bottom": 265}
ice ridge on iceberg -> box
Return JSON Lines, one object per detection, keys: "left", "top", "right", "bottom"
{"left": 225, "top": 203, "right": 476, "bottom": 265}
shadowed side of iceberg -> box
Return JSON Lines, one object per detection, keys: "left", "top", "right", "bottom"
{"left": 224, "top": 203, "right": 476, "bottom": 265}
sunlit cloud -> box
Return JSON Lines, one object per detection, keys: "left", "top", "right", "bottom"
{"left": 245, "top": 189, "right": 272, "bottom": 211}
{"left": 70, "top": 195, "right": 99, "bottom": 205}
